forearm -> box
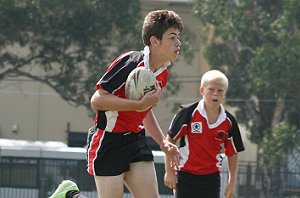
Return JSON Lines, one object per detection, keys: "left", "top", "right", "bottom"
{"left": 143, "top": 110, "right": 165, "bottom": 146}
{"left": 144, "top": 111, "right": 180, "bottom": 168}
{"left": 227, "top": 154, "right": 238, "bottom": 184}
{"left": 91, "top": 89, "right": 143, "bottom": 111}
{"left": 164, "top": 136, "right": 176, "bottom": 172}
{"left": 163, "top": 135, "right": 178, "bottom": 189}
{"left": 165, "top": 154, "right": 173, "bottom": 172}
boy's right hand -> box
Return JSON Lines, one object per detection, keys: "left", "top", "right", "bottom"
{"left": 164, "top": 171, "right": 178, "bottom": 189}
{"left": 136, "top": 86, "right": 162, "bottom": 111}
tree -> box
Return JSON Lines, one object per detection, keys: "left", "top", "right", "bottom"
{"left": 192, "top": 0, "right": 300, "bottom": 197}
{"left": 0, "top": 0, "right": 141, "bottom": 114}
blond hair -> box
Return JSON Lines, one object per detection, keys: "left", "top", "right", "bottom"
{"left": 200, "top": 70, "right": 228, "bottom": 91}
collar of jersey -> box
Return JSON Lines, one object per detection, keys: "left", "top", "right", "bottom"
{"left": 197, "top": 99, "right": 226, "bottom": 129}
{"left": 142, "top": 46, "right": 171, "bottom": 77}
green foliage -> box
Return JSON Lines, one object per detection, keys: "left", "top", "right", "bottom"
{"left": 193, "top": 0, "right": 300, "bottom": 195}
{"left": 179, "top": 27, "right": 196, "bottom": 65}
{"left": 0, "top": 0, "right": 195, "bottom": 116}
{"left": 259, "top": 122, "right": 299, "bottom": 167}
{"left": 0, "top": 0, "right": 141, "bottom": 112}
{"left": 192, "top": 0, "right": 300, "bottom": 142}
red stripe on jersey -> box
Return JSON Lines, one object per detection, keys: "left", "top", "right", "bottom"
{"left": 95, "top": 51, "right": 133, "bottom": 90}
{"left": 95, "top": 83, "right": 102, "bottom": 90}
{"left": 110, "top": 110, "right": 149, "bottom": 132}
{"left": 174, "top": 107, "right": 240, "bottom": 175}
{"left": 225, "top": 137, "right": 238, "bottom": 156}
{"left": 87, "top": 129, "right": 105, "bottom": 175}
{"left": 168, "top": 101, "right": 244, "bottom": 175}
{"left": 109, "top": 69, "right": 168, "bottom": 133}
{"left": 106, "top": 52, "right": 133, "bottom": 72}
{"left": 173, "top": 124, "right": 188, "bottom": 140}
{"left": 94, "top": 51, "right": 169, "bottom": 133}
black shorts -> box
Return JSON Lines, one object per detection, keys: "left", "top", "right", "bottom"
{"left": 176, "top": 171, "right": 220, "bottom": 198}
{"left": 86, "top": 127, "right": 153, "bottom": 176}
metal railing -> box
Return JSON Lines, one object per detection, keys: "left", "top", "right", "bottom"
{"left": 0, "top": 141, "right": 299, "bottom": 198}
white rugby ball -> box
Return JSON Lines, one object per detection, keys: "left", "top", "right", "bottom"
{"left": 125, "top": 67, "right": 156, "bottom": 101}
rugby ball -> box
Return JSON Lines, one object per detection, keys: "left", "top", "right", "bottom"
{"left": 125, "top": 67, "right": 156, "bottom": 101}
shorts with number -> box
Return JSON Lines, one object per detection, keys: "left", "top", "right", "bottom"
{"left": 86, "top": 127, "right": 153, "bottom": 176}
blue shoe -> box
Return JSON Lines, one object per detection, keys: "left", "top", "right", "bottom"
{"left": 49, "top": 180, "right": 79, "bottom": 198}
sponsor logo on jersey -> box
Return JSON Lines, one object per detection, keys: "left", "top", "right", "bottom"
{"left": 215, "top": 130, "right": 226, "bottom": 141}
{"left": 191, "top": 122, "right": 202, "bottom": 133}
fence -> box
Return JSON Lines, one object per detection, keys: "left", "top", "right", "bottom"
{"left": 0, "top": 139, "right": 299, "bottom": 198}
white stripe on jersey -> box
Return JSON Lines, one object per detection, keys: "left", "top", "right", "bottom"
{"left": 179, "top": 136, "right": 190, "bottom": 169}
{"left": 105, "top": 111, "right": 118, "bottom": 132}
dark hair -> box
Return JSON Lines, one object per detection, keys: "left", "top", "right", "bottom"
{"left": 142, "top": 10, "right": 183, "bottom": 46}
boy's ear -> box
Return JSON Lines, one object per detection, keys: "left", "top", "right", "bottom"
{"left": 200, "top": 86, "right": 204, "bottom": 95}
{"left": 150, "top": 36, "right": 159, "bottom": 46}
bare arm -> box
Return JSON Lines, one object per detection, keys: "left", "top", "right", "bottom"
{"left": 225, "top": 154, "right": 239, "bottom": 198}
{"left": 143, "top": 110, "right": 165, "bottom": 144}
{"left": 164, "top": 135, "right": 178, "bottom": 190}
{"left": 143, "top": 110, "right": 180, "bottom": 166}
{"left": 90, "top": 87, "right": 161, "bottom": 112}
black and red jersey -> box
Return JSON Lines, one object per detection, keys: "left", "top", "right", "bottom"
{"left": 168, "top": 100, "right": 245, "bottom": 175}
{"left": 94, "top": 50, "right": 169, "bottom": 133}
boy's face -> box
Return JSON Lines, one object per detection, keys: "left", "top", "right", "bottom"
{"left": 154, "top": 27, "right": 181, "bottom": 62}
{"left": 200, "top": 80, "right": 226, "bottom": 107}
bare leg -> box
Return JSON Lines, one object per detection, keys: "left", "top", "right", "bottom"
{"left": 124, "top": 161, "right": 159, "bottom": 198}
{"left": 94, "top": 174, "right": 124, "bottom": 198}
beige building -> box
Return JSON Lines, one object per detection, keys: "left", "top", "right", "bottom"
{"left": 0, "top": 0, "right": 256, "bottom": 162}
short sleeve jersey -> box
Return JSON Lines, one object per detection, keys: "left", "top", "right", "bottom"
{"left": 94, "top": 50, "right": 169, "bottom": 133}
{"left": 168, "top": 100, "right": 245, "bottom": 175}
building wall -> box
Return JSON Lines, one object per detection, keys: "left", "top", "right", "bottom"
{"left": 0, "top": 79, "right": 92, "bottom": 142}
{"left": 0, "top": 0, "right": 256, "bottom": 162}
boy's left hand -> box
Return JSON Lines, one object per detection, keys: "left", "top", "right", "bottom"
{"left": 160, "top": 139, "right": 181, "bottom": 168}
{"left": 224, "top": 182, "right": 235, "bottom": 198}
{"left": 164, "top": 171, "right": 178, "bottom": 189}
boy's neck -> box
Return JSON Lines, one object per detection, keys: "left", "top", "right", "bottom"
{"left": 149, "top": 61, "right": 170, "bottom": 72}
{"left": 148, "top": 47, "right": 170, "bottom": 72}
{"left": 204, "top": 103, "right": 221, "bottom": 124}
